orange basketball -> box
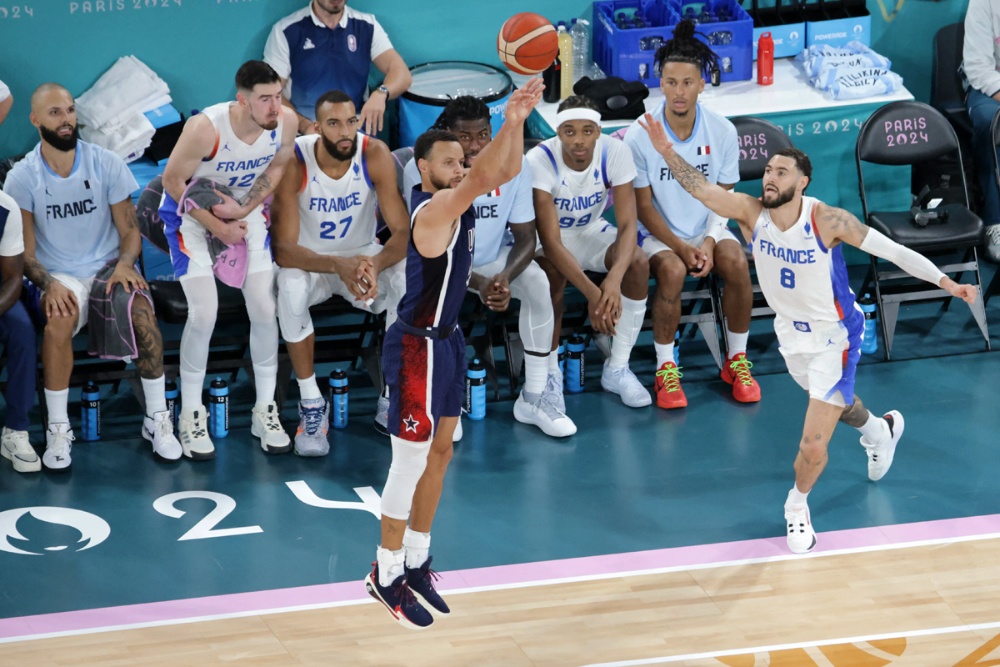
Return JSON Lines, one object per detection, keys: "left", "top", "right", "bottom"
{"left": 497, "top": 13, "right": 558, "bottom": 75}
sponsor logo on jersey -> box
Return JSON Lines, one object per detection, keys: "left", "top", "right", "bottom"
{"left": 303, "top": 38, "right": 316, "bottom": 50}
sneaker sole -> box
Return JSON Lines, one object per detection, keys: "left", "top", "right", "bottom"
{"left": 364, "top": 573, "right": 431, "bottom": 630}
{"left": 788, "top": 532, "right": 817, "bottom": 554}
{"left": 512, "top": 403, "right": 577, "bottom": 438}
{"left": 142, "top": 426, "right": 182, "bottom": 462}
{"left": 43, "top": 461, "right": 72, "bottom": 473}
{"left": 180, "top": 442, "right": 216, "bottom": 461}
{"left": 1, "top": 447, "right": 41, "bottom": 473}
{"left": 251, "top": 422, "right": 292, "bottom": 455}
{"left": 601, "top": 380, "right": 653, "bottom": 408}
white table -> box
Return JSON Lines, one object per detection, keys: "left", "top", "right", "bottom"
{"left": 516, "top": 58, "right": 914, "bottom": 134}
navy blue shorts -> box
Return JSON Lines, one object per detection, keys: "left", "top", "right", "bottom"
{"left": 383, "top": 323, "right": 466, "bottom": 442}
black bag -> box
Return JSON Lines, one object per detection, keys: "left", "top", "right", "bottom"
{"left": 0, "top": 153, "right": 27, "bottom": 189}
{"left": 572, "top": 77, "right": 649, "bottom": 121}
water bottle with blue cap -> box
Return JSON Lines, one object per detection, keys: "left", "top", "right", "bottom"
{"left": 466, "top": 359, "right": 486, "bottom": 420}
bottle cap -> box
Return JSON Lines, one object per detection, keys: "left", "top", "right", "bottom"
{"left": 210, "top": 378, "right": 227, "bottom": 388}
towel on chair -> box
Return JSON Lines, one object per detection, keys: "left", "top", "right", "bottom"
{"left": 135, "top": 174, "right": 170, "bottom": 254}
{"left": 76, "top": 56, "right": 171, "bottom": 134}
{"left": 87, "top": 259, "right": 155, "bottom": 362}
{"left": 80, "top": 112, "right": 156, "bottom": 164}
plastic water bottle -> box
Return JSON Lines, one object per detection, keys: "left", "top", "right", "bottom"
{"left": 570, "top": 19, "right": 591, "bottom": 83}
{"left": 566, "top": 335, "right": 585, "bottom": 394}
{"left": 674, "top": 331, "right": 681, "bottom": 365}
{"left": 466, "top": 359, "right": 486, "bottom": 420}
{"left": 164, "top": 379, "right": 178, "bottom": 433}
{"left": 329, "top": 370, "right": 349, "bottom": 428}
{"left": 81, "top": 381, "right": 101, "bottom": 441}
{"left": 860, "top": 294, "right": 878, "bottom": 354}
{"left": 558, "top": 342, "right": 566, "bottom": 375}
{"left": 557, "top": 22, "right": 573, "bottom": 99}
{"left": 209, "top": 378, "right": 229, "bottom": 438}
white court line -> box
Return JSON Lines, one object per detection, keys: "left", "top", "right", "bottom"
{"left": 581, "top": 620, "right": 1000, "bottom": 666}
{"left": 3, "top": 530, "right": 1000, "bottom": 645}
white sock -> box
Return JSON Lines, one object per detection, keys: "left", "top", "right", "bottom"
{"left": 787, "top": 485, "right": 809, "bottom": 506}
{"left": 727, "top": 329, "right": 749, "bottom": 357}
{"left": 655, "top": 342, "right": 675, "bottom": 368}
{"left": 142, "top": 376, "right": 167, "bottom": 416}
{"left": 524, "top": 353, "right": 547, "bottom": 397}
{"left": 548, "top": 350, "right": 559, "bottom": 374}
{"left": 297, "top": 374, "right": 322, "bottom": 401}
{"left": 254, "top": 371, "right": 277, "bottom": 411}
{"left": 45, "top": 388, "right": 69, "bottom": 427}
{"left": 403, "top": 528, "right": 431, "bottom": 569}
{"left": 180, "top": 370, "right": 205, "bottom": 412}
{"left": 609, "top": 297, "right": 646, "bottom": 369}
{"left": 376, "top": 546, "right": 406, "bottom": 587}
{"left": 858, "top": 412, "right": 888, "bottom": 443}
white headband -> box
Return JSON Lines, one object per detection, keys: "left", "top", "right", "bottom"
{"left": 555, "top": 108, "right": 602, "bottom": 128}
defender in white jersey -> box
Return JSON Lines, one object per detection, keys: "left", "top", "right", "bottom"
{"left": 623, "top": 21, "right": 759, "bottom": 410}
{"left": 161, "top": 61, "right": 298, "bottom": 460}
{"left": 639, "top": 113, "right": 977, "bottom": 554}
{"left": 528, "top": 96, "right": 653, "bottom": 409}
{"left": 271, "top": 90, "right": 409, "bottom": 456}
{"left": 402, "top": 96, "right": 575, "bottom": 437}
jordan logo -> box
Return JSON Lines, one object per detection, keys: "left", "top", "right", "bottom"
{"left": 311, "top": 175, "right": 320, "bottom": 185}
{"left": 303, "top": 38, "right": 316, "bottom": 50}
{"left": 403, "top": 415, "right": 419, "bottom": 433}
{"left": 220, "top": 143, "right": 231, "bottom": 153}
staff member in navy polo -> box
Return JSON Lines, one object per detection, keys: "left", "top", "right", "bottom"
{"left": 264, "top": 0, "right": 412, "bottom": 136}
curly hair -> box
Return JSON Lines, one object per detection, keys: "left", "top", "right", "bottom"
{"left": 431, "top": 96, "right": 491, "bottom": 131}
{"left": 653, "top": 20, "right": 719, "bottom": 79}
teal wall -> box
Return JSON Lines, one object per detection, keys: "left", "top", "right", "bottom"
{"left": 0, "top": 0, "right": 971, "bottom": 157}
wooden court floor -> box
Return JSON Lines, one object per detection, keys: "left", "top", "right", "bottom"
{"left": 1, "top": 536, "right": 997, "bottom": 666}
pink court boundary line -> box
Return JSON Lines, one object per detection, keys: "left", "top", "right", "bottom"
{"left": 2, "top": 513, "right": 1000, "bottom": 645}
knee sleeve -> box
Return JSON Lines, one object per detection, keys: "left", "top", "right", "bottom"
{"left": 179, "top": 276, "right": 218, "bottom": 374}
{"left": 244, "top": 270, "right": 279, "bottom": 373}
{"left": 276, "top": 268, "right": 314, "bottom": 342}
{"left": 511, "top": 263, "right": 554, "bottom": 354}
{"left": 243, "top": 270, "right": 276, "bottom": 324}
{"left": 380, "top": 435, "right": 432, "bottom": 520}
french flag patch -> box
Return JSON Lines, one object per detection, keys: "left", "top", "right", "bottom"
{"left": 696, "top": 145, "right": 711, "bottom": 155}
{"left": 485, "top": 187, "right": 501, "bottom": 197}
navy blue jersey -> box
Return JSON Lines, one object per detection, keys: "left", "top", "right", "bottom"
{"left": 397, "top": 187, "right": 475, "bottom": 329}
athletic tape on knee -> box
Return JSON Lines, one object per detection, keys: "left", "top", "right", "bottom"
{"left": 380, "top": 436, "right": 432, "bottom": 520}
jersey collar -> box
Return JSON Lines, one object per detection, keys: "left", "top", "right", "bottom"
{"left": 658, "top": 101, "right": 703, "bottom": 146}
{"left": 39, "top": 141, "right": 82, "bottom": 179}
{"left": 308, "top": 2, "right": 350, "bottom": 29}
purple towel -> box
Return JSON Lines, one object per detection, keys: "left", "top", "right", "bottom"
{"left": 135, "top": 175, "right": 170, "bottom": 254}
{"left": 177, "top": 178, "right": 251, "bottom": 288}
{"left": 88, "top": 260, "right": 154, "bottom": 361}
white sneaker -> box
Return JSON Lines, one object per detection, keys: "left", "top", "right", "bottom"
{"left": 452, "top": 417, "right": 463, "bottom": 442}
{"left": 514, "top": 392, "right": 577, "bottom": 437}
{"left": 862, "top": 410, "right": 904, "bottom": 482}
{"left": 143, "top": 411, "right": 182, "bottom": 461}
{"left": 784, "top": 503, "right": 817, "bottom": 554}
{"left": 43, "top": 423, "right": 74, "bottom": 472}
{"left": 252, "top": 402, "right": 292, "bottom": 455}
{"left": 178, "top": 407, "right": 215, "bottom": 460}
{"left": 543, "top": 371, "right": 566, "bottom": 413}
{"left": 1, "top": 427, "right": 41, "bottom": 473}
{"left": 600, "top": 361, "right": 652, "bottom": 408}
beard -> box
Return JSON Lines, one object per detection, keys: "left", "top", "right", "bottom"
{"left": 40, "top": 124, "right": 79, "bottom": 152}
{"left": 322, "top": 134, "right": 357, "bottom": 161}
{"left": 761, "top": 184, "right": 796, "bottom": 209}
{"left": 250, "top": 109, "right": 279, "bottom": 131}
{"left": 429, "top": 173, "right": 455, "bottom": 191}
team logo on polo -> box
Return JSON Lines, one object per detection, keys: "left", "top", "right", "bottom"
{"left": 0, "top": 507, "right": 111, "bottom": 556}
{"left": 303, "top": 38, "right": 316, "bottom": 50}
{"left": 348, "top": 35, "right": 357, "bottom": 52}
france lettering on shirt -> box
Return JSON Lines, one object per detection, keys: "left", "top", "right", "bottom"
{"left": 757, "top": 238, "right": 816, "bottom": 265}
{"left": 474, "top": 203, "right": 498, "bottom": 219}
{"left": 659, "top": 163, "right": 709, "bottom": 181}
{"left": 308, "top": 192, "right": 363, "bottom": 213}
{"left": 215, "top": 155, "right": 275, "bottom": 172}
{"left": 46, "top": 199, "right": 97, "bottom": 220}
{"left": 554, "top": 191, "right": 603, "bottom": 212}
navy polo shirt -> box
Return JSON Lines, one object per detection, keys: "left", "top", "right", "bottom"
{"left": 264, "top": 3, "right": 394, "bottom": 121}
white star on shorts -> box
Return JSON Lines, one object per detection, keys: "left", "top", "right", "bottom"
{"left": 403, "top": 414, "right": 419, "bottom": 433}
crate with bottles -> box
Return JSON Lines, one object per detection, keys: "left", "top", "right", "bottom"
{"left": 593, "top": 0, "right": 753, "bottom": 87}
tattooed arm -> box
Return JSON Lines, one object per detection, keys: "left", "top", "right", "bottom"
{"left": 637, "top": 113, "right": 761, "bottom": 239}
{"left": 107, "top": 197, "right": 149, "bottom": 295}
{"left": 233, "top": 106, "right": 300, "bottom": 217}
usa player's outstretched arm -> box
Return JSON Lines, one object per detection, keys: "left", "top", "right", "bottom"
{"left": 813, "top": 203, "right": 977, "bottom": 304}
{"left": 161, "top": 114, "right": 247, "bottom": 246}
{"left": 366, "top": 139, "right": 410, "bottom": 275}
{"left": 637, "top": 114, "right": 761, "bottom": 238}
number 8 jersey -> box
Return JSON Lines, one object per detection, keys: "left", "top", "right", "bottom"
{"left": 526, "top": 134, "right": 637, "bottom": 235}
{"left": 752, "top": 196, "right": 863, "bottom": 344}
{"left": 293, "top": 132, "right": 377, "bottom": 254}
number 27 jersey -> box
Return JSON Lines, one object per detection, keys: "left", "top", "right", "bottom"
{"left": 294, "top": 132, "right": 378, "bottom": 254}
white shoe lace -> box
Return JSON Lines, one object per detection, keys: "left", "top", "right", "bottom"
{"left": 186, "top": 413, "right": 208, "bottom": 440}
{"left": 5, "top": 430, "right": 32, "bottom": 455}
{"left": 153, "top": 414, "right": 174, "bottom": 438}
{"left": 48, "top": 429, "right": 74, "bottom": 455}
{"left": 261, "top": 405, "right": 283, "bottom": 432}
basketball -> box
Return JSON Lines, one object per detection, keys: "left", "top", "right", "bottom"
{"left": 497, "top": 12, "right": 558, "bottom": 75}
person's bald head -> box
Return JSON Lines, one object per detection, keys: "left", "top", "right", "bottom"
{"left": 29, "top": 83, "right": 78, "bottom": 153}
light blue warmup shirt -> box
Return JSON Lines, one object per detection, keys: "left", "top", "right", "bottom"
{"left": 623, "top": 102, "right": 740, "bottom": 240}
{"left": 402, "top": 155, "right": 534, "bottom": 267}
{"left": 3, "top": 141, "right": 136, "bottom": 278}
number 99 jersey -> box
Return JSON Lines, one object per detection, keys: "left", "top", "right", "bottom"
{"left": 294, "top": 132, "right": 378, "bottom": 254}
{"left": 526, "top": 134, "right": 637, "bottom": 235}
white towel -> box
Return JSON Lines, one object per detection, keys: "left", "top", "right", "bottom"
{"left": 77, "top": 56, "right": 171, "bottom": 133}
{"left": 80, "top": 112, "right": 156, "bottom": 164}
{"left": 0, "top": 79, "right": 10, "bottom": 104}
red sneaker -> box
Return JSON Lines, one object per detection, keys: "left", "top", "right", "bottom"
{"left": 654, "top": 362, "right": 687, "bottom": 409}
{"left": 721, "top": 353, "right": 761, "bottom": 403}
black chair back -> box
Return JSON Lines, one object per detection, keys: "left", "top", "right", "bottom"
{"left": 930, "top": 23, "right": 967, "bottom": 120}
{"left": 730, "top": 116, "right": 795, "bottom": 181}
